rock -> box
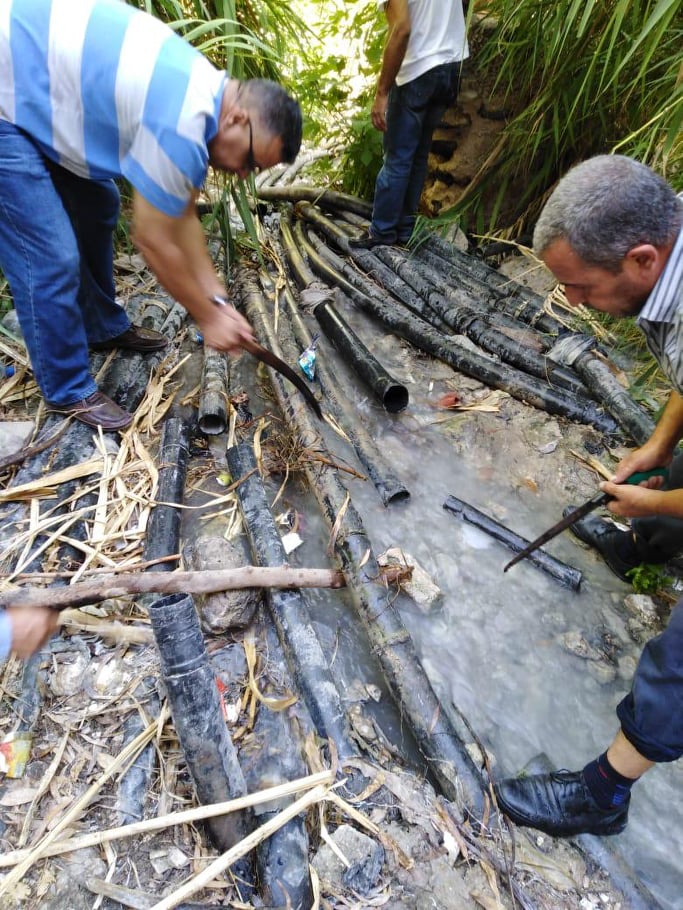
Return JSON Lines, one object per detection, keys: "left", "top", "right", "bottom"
{"left": 312, "top": 824, "right": 384, "bottom": 895}
{"left": 377, "top": 547, "right": 442, "bottom": 611}
{"left": 623, "top": 593, "right": 659, "bottom": 624}
{"left": 40, "top": 849, "right": 107, "bottom": 909}
{"left": 182, "top": 536, "right": 259, "bottom": 632}
{"left": 49, "top": 647, "right": 90, "bottom": 697}
{"left": 0, "top": 420, "right": 34, "bottom": 460}
{"left": 558, "top": 630, "right": 603, "bottom": 661}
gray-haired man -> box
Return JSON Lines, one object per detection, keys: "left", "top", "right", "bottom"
{"left": 495, "top": 155, "right": 683, "bottom": 837}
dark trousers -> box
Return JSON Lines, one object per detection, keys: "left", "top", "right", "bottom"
{"left": 370, "top": 61, "right": 461, "bottom": 243}
{"left": 617, "top": 595, "right": 683, "bottom": 762}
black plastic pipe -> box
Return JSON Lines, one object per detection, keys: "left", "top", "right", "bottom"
{"left": 312, "top": 294, "right": 409, "bottom": 413}
{"left": 143, "top": 417, "right": 190, "bottom": 572}
{"left": 291, "top": 221, "right": 620, "bottom": 435}
{"left": 371, "top": 244, "right": 588, "bottom": 396}
{"left": 257, "top": 183, "right": 373, "bottom": 218}
{"left": 198, "top": 347, "right": 229, "bottom": 435}
{"left": 226, "top": 439, "right": 356, "bottom": 760}
{"left": 278, "top": 279, "right": 409, "bottom": 506}
{"left": 296, "top": 204, "right": 452, "bottom": 332}
{"left": 235, "top": 267, "right": 488, "bottom": 823}
{"left": 143, "top": 419, "right": 253, "bottom": 899}
{"left": 548, "top": 335, "right": 656, "bottom": 446}
{"left": 245, "top": 621, "right": 316, "bottom": 909}
{"left": 148, "top": 592, "right": 251, "bottom": 853}
{"left": 299, "top": 206, "right": 576, "bottom": 398}
{"left": 306, "top": 217, "right": 587, "bottom": 397}
{"left": 285, "top": 218, "right": 408, "bottom": 413}
{"left": 415, "top": 233, "right": 564, "bottom": 335}
{"left": 443, "top": 494, "right": 583, "bottom": 591}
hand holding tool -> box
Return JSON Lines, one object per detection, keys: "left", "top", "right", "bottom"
{"left": 210, "top": 295, "right": 322, "bottom": 418}
{"left": 503, "top": 468, "right": 668, "bottom": 573}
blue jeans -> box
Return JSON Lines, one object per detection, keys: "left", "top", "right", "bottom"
{"left": 370, "top": 61, "right": 461, "bottom": 243}
{"left": 0, "top": 120, "right": 130, "bottom": 406}
{"left": 617, "top": 595, "right": 683, "bottom": 762}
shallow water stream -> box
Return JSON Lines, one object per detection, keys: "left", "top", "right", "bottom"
{"left": 255, "top": 303, "right": 683, "bottom": 910}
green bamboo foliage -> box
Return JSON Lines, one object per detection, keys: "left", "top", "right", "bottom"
{"left": 131, "top": 0, "right": 309, "bottom": 80}
{"left": 456, "top": 0, "right": 683, "bottom": 236}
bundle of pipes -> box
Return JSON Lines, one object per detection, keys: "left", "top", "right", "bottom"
{"left": 258, "top": 183, "right": 654, "bottom": 446}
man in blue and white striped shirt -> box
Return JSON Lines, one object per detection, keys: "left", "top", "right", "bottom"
{"left": 0, "top": 0, "right": 302, "bottom": 429}
{"left": 494, "top": 155, "right": 683, "bottom": 840}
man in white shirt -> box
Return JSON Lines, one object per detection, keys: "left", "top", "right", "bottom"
{"left": 350, "top": 0, "right": 469, "bottom": 249}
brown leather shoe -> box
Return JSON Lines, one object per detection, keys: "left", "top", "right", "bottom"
{"left": 50, "top": 391, "right": 133, "bottom": 430}
{"left": 90, "top": 324, "right": 168, "bottom": 352}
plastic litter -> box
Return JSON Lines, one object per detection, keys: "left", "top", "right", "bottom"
{"left": 297, "top": 332, "right": 319, "bottom": 380}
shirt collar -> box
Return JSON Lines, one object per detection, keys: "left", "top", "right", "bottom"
{"left": 638, "top": 219, "right": 683, "bottom": 325}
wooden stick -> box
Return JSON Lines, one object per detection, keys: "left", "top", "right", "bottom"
{"left": 0, "top": 770, "right": 334, "bottom": 868}
{"left": 0, "top": 566, "right": 346, "bottom": 611}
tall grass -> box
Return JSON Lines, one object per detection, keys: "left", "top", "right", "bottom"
{"left": 454, "top": 0, "right": 683, "bottom": 236}
{"left": 132, "top": 1, "right": 309, "bottom": 81}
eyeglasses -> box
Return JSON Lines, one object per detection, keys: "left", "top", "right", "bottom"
{"left": 246, "top": 118, "right": 261, "bottom": 176}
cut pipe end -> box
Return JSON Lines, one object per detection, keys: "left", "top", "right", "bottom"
{"left": 383, "top": 384, "right": 409, "bottom": 413}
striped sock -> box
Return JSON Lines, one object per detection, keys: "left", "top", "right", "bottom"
{"left": 583, "top": 752, "right": 637, "bottom": 809}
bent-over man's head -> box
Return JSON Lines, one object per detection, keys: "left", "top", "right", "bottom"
{"left": 210, "top": 78, "right": 303, "bottom": 180}
{"left": 533, "top": 155, "right": 682, "bottom": 317}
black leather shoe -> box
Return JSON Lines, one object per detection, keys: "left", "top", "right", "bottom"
{"left": 494, "top": 770, "right": 629, "bottom": 837}
{"left": 348, "top": 232, "right": 393, "bottom": 250}
{"left": 50, "top": 391, "right": 132, "bottom": 431}
{"left": 90, "top": 324, "right": 168, "bottom": 352}
{"left": 563, "top": 506, "right": 636, "bottom": 582}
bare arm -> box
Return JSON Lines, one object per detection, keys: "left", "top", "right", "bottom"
{"left": 6, "top": 607, "right": 58, "bottom": 658}
{"left": 131, "top": 190, "right": 254, "bottom": 352}
{"left": 371, "top": 0, "right": 411, "bottom": 132}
